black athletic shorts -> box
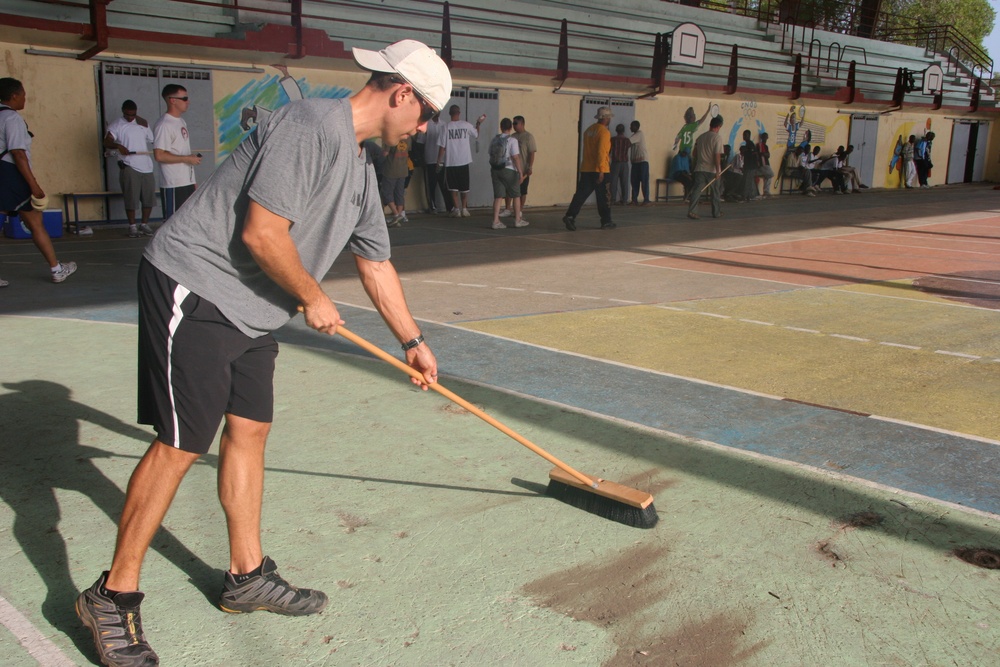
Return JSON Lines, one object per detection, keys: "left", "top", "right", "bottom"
{"left": 445, "top": 165, "right": 470, "bottom": 193}
{"left": 137, "top": 259, "right": 278, "bottom": 453}
{"left": 0, "top": 160, "right": 31, "bottom": 213}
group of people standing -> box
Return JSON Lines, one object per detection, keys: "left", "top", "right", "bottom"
{"left": 0, "top": 77, "right": 201, "bottom": 288}
{"left": 415, "top": 108, "right": 537, "bottom": 229}
{"left": 609, "top": 119, "right": 652, "bottom": 206}
{"left": 103, "top": 85, "right": 201, "bottom": 238}
{"left": 898, "top": 132, "right": 936, "bottom": 189}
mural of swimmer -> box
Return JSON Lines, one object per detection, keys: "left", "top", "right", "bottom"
{"left": 214, "top": 64, "right": 351, "bottom": 160}
{"left": 239, "top": 64, "right": 300, "bottom": 131}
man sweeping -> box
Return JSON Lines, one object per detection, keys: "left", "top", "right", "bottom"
{"left": 76, "top": 40, "right": 451, "bottom": 667}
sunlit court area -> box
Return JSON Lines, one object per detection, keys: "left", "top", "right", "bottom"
{"left": 2, "top": 0, "right": 1000, "bottom": 665}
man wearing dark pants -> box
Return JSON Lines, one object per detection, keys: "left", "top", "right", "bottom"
{"left": 153, "top": 84, "right": 201, "bottom": 218}
{"left": 420, "top": 113, "right": 451, "bottom": 213}
{"left": 75, "top": 40, "right": 450, "bottom": 667}
{"left": 687, "top": 114, "right": 725, "bottom": 220}
{"left": 563, "top": 106, "right": 615, "bottom": 231}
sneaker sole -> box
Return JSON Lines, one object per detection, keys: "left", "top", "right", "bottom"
{"left": 219, "top": 597, "right": 328, "bottom": 616}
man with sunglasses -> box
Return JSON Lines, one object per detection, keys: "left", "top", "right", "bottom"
{"left": 153, "top": 84, "right": 201, "bottom": 218}
{"left": 76, "top": 40, "right": 451, "bottom": 667}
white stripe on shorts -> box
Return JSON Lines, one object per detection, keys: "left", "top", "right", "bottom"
{"left": 166, "top": 283, "right": 191, "bottom": 448}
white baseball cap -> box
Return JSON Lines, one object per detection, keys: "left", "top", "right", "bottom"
{"left": 595, "top": 106, "right": 614, "bottom": 119}
{"left": 352, "top": 39, "right": 452, "bottom": 112}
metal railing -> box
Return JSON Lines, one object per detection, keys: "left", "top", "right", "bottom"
{"left": 2, "top": 0, "right": 989, "bottom": 103}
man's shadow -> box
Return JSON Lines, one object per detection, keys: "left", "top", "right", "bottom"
{"left": 0, "top": 380, "right": 219, "bottom": 661}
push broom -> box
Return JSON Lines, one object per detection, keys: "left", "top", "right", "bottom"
{"left": 330, "top": 325, "right": 658, "bottom": 529}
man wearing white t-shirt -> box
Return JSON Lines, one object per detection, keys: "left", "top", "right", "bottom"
{"left": 153, "top": 84, "right": 201, "bottom": 218}
{"left": 104, "top": 99, "right": 156, "bottom": 237}
{"left": 436, "top": 104, "right": 484, "bottom": 217}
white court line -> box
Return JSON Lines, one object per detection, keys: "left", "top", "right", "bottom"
{"left": 309, "top": 300, "right": 1000, "bottom": 452}
{"left": 404, "top": 277, "right": 996, "bottom": 362}
{"left": 935, "top": 350, "right": 982, "bottom": 360}
{"left": 880, "top": 341, "right": 922, "bottom": 350}
{"left": 0, "top": 594, "right": 76, "bottom": 666}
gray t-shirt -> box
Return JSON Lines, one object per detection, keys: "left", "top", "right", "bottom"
{"left": 144, "top": 98, "right": 389, "bottom": 337}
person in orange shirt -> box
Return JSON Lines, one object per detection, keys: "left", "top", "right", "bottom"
{"left": 562, "top": 106, "right": 616, "bottom": 230}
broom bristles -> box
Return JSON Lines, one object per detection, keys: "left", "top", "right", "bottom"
{"left": 546, "top": 479, "right": 659, "bottom": 529}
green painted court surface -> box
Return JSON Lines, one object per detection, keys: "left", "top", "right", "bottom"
{"left": 1, "top": 185, "right": 998, "bottom": 665}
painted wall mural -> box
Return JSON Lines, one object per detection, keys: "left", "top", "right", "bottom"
{"left": 214, "top": 65, "right": 351, "bottom": 160}
{"left": 888, "top": 118, "right": 933, "bottom": 188}
{"left": 775, "top": 105, "right": 826, "bottom": 149}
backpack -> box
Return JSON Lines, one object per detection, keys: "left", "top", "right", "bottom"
{"left": 488, "top": 133, "right": 509, "bottom": 170}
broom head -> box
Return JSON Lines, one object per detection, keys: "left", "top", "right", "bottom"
{"left": 546, "top": 467, "right": 659, "bottom": 529}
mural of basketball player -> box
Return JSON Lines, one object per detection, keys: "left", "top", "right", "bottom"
{"left": 784, "top": 104, "right": 807, "bottom": 148}
{"left": 672, "top": 103, "right": 713, "bottom": 155}
{"left": 239, "top": 64, "right": 302, "bottom": 131}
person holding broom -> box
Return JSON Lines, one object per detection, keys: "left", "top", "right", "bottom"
{"left": 76, "top": 39, "right": 451, "bottom": 667}
{"left": 687, "top": 114, "right": 725, "bottom": 220}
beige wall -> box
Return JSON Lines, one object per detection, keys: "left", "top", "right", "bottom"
{"left": 2, "top": 40, "right": 994, "bottom": 221}
{"left": 2, "top": 41, "right": 104, "bottom": 216}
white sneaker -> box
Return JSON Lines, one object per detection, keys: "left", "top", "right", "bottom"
{"left": 498, "top": 208, "right": 512, "bottom": 218}
{"left": 128, "top": 225, "right": 140, "bottom": 238}
{"left": 461, "top": 208, "right": 471, "bottom": 218}
{"left": 0, "top": 277, "right": 9, "bottom": 288}
{"left": 514, "top": 218, "right": 529, "bottom": 228}
{"left": 138, "top": 223, "right": 154, "bottom": 236}
{"left": 491, "top": 221, "right": 506, "bottom": 230}
{"left": 451, "top": 209, "right": 462, "bottom": 218}
{"left": 51, "top": 261, "right": 77, "bottom": 283}
{"left": 78, "top": 226, "right": 93, "bottom": 236}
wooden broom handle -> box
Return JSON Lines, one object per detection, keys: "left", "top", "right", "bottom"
{"left": 335, "top": 326, "right": 597, "bottom": 489}
{"left": 700, "top": 163, "right": 732, "bottom": 194}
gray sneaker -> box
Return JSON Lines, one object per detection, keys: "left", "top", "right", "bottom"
{"left": 219, "top": 556, "right": 328, "bottom": 616}
{"left": 138, "top": 224, "right": 154, "bottom": 236}
{"left": 51, "top": 261, "right": 77, "bottom": 283}
{"left": 76, "top": 572, "right": 159, "bottom": 667}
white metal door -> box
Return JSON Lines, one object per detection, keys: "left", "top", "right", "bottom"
{"left": 848, "top": 114, "right": 878, "bottom": 187}
{"left": 947, "top": 122, "right": 970, "bottom": 184}
{"left": 973, "top": 122, "right": 989, "bottom": 182}
{"left": 100, "top": 63, "right": 215, "bottom": 221}
{"left": 465, "top": 88, "right": 500, "bottom": 208}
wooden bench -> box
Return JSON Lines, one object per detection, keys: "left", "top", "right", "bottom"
{"left": 62, "top": 191, "right": 161, "bottom": 234}
{"left": 654, "top": 178, "right": 678, "bottom": 202}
